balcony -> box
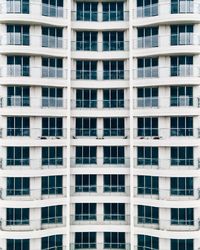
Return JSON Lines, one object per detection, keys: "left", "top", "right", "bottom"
{"left": 0, "top": 187, "right": 67, "bottom": 200}
{"left": 71, "top": 214, "right": 130, "bottom": 225}
{"left": 71, "top": 129, "right": 129, "bottom": 139}
{"left": 134, "top": 158, "right": 200, "bottom": 169}
{"left": 70, "top": 157, "right": 130, "bottom": 168}
{"left": 136, "top": 3, "right": 159, "bottom": 18}
{"left": 71, "top": 70, "right": 129, "bottom": 80}
{"left": 72, "top": 41, "right": 129, "bottom": 51}
{"left": 0, "top": 128, "right": 67, "bottom": 139}
{"left": 71, "top": 100, "right": 129, "bottom": 109}
{"left": 71, "top": 11, "right": 129, "bottom": 22}
{"left": 71, "top": 185, "right": 130, "bottom": 196}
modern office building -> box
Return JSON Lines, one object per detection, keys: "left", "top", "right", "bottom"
{"left": 0, "top": 0, "right": 199, "bottom": 249}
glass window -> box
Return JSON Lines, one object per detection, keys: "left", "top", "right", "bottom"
{"left": 137, "top": 57, "right": 158, "bottom": 78}
{"left": 171, "top": 208, "right": 194, "bottom": 225}
{"left": 6, "top": 208, "right": 29, "bottom": 225}
{"left": 42, "top": 235, "right": 63, "bottom": 250}
{"left": 42, "top": 57, "right": 63, "bottom": 78}
{"left": 103, "top": 146, "right": 125, "bottom": 164}
{"left": 103, "top": 31, "right": 124, "bottom": 51}
{"left": 75, "top": 203, "right": 96, "bottom": 220}
{"left": 103, "top": 61, "right": 124, "bottom": 80}
{"left": 76, "top": 89, "right": 97, "bottom": 108}
{"left": 42, "top": 0, "right": 63, "bottom": 17}
{"left": 7, "top": 86, "right": 30, "bottom": 107}
{"left": 7, "top": 0, "right": 30, "bottom": 14}
{"left": 42, "top": 27, "right": 63, "bottom": 48}
{"left": 138, "top": 235, "right": 159, "bottom": 250}
{"left": 137, "top": 117, "right": 158, "bottom": 137}
{"left": 7, "top": 56, "right": 30, "bottom": 77}
{"left": 75, "top": 175, "right": 97, "bottom": 192}
{"left": 171, "top": 0, "right": 194, "bottom": 14}
{"left": 7, "top": 147, "right": 29, "bottom": 166}
{"left": 76, "top": 32, "right": 98, "bottom": 51}
{"left": 102, "top": 2, "right": 124, "bottom": 21}
{"left": 75, "top": 232, "right": 96, "bottom": 249}
{"left": 76, "top": 60, "right": 97, "bottom": 80}
{"left": 42, "top": 87, "right": 63, "bottom": 107}
{"left": 7, "top": 117, "right": 30, "bottom": 136}
{"left": 171, "top": 177, "right": 193, "bottom": 196}
{"left": 75, "top": 146, "right": 97, "bottom": 164}
{"left": 170, "top": 239, "right": 193, "bottom": 250}
{"left": 42, "top": 117, "right": 63, "bottom": 137}
{"left": 137, "top": 87, "right": 158, "bottom": 107}
{"left": 76, "top": 2, "right": 98, "bottom": 21}
{"left": 138, "top": 205, "right": 159, "bottom": 224}
{"left": 42, "top": 175, "right": 63, "bottom": 195}
{"left": 42, "top": 146, "right": 63, "bottom": 166}
{"left": 104, "top": 232, "right": 125, "bottom": 249}
{"left": 7, "top": 177, "right": 30, "bottom": 196}
{"left": 137, "top": 147, "right": 158, "bottom": 166}
{"left": 104, "top": 118, "right": 125, "bottom": 136}
{"left": 137, "top": 0, "right": 158, "bottom": 17}
{"left": 103, "top": 89, "right": 124, "bottom": 108}
{"left": 7, "top": 239, "right": 30, "bottom": 250}
{"left": 7, "top": 25, "right": 29, "bottom": 45}
{"left": 171, "top": 116, "right": 193, "bottom": 136}
{"left": 137, "top": 176, "right": 159, "bottom": 195}
{"left": 104, "top": 175, "right": 125, "bottom": 192}
{"left": 170, "top": 86, "right": 193, "bottom": 106}
{"left": 171, "top": 56, "right": 193, "bottom": 77}
{"left": 171, "top": 147, "right": 193, "bottom": 165}
{"left": 76, "top": 118, "right": 97, "bottom": 136}
{"left": 171, "top": 25, "right": 193, "bottom": 45}
{"left": 137, "top": 27, "right": 158, "bottom": 48}
{"left": 104, "top": 203, "right": 125, "bottom": 220}
{"left": 41, "top": 205, "right": 63, "bottom": 224}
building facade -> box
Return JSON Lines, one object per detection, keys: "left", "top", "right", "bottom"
{"left": 0, "top": 0, "right": 199, "bottom": 249}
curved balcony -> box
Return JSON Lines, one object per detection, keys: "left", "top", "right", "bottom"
{"left": 133, "top": 187, "right": 200, "bottom": 201}
{"left": 0, "top": 2, "right": 68, "bottom": 26}
{"left": 0, "top": 216, "right": 66, "bottom": 231}
{"left": 134, "top": 217, "right": 200, "bottom": 232}
{"left": 134, "top": 158, "right": 200, "bottom": 170}
{"left": 0, "top": 128, "right": 67, "bottom": 139}
{"left": 0, "top": 187, "right": 67, "bottom": 200}
{"left": 0, "top": 34, "right": 68, "bottom": 57}
{"left": 133, "top": 1, "right": 200, "bottom": 26}
{"left": 71, "top": 185, "right": 130, "bottom": 196}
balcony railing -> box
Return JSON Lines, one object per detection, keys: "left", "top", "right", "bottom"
{"left": 133, "top": 187, "right": 200, "bottom": 200}
{"left": 133, "top": 128, "right": 200, "bottom": 139}
{"left": 0, "top": 128, "right": 67, "bottom": 138}
{"left": 71, "top": 70, "right": 129, "bottom": 80}
{"left": 0, "top": 187, "right": 67, "bottom": 200}
{"left": 133, "top": 66, "right": 200, "bottom": 79}
{"left": 134, "top": 158, "right": 200, "bottom": 169}
{"left": 71, "top": 11, "right": 129, "bottom": 22}
{"left": 71, "top": 100, "right": 129, "bottom": 109}
{"left": 133, "top": 96, "right": 198, "bottom": 108}
{"left": 0, "top": 158, "right": 67, "bottom": 169}
{"left": 0, "top": 97, "right": 67, "bottom": 108}
{"left": 71, "top": 129, "right": 129, "bottom": 138}
{"left": 71, "top": 186, "right": 130, "bottom": 196}
{"left": 70, "top": 243, "right": 130, "bottom": 250}
{"left": 70, "top": 214, "right": 130, "bottom": 225}
{"left": 71, "top": 41, "right": 129, "bottom": 51}
{"left": 70, "top": 157, "right": 130, "bottom": 167}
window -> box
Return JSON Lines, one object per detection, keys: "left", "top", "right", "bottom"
{"left": 42, "top": 147, "right": 63, "bottom": 166}
{"left": 75, "top": 232, "right": 96, "bottom": 249}
{"left": 171, "top": 25, "right": 193, "bottom": 45}
{"left": 76, "top": 89, "right": 97, "bottom": 108}
{"left": 75, "top": 175, "right": 97, "bottom": 192}
{"left": 138, "top": 205, "right": 159, "bottom": 224}
{"left": 7, "top": 239, "right": 30, "bottom": 250}
{"left": 42, "top": 0, "right": 63, "bottom": 17}
{"left": 103, "top": 89, "right": 124, "bottom": 108}
{"left": 75, "top": 203, "right": 96, "bottom": 220}
{"left": 42, "top": 87, "right": 63, "bottom": 107}
{"left": 42, "top": 27, "right": 63, "bottom": 48}
{"left": 171, "top": 208, "right": 194, "bottom": 225}
{"left": 171, "top": 239, "right": 194, "bottom": 250}
{"left": 7, "top": 117, "right": 30, "bottom": 136}
{"left": 75, "top": 146, "right": 97, "bottom": 164}
{"left": 76, "top": 32, "right": 98, "bottom": 51}
{"left": 7, "top": 25, "right": 29, "bottom": 45}
{"left": 137, "top": 27, "right": 158, "bottom": 48}
{"left": 6, "top": 208, "right": 29, "bottom": 225}
{"left": 137, "top": 176, "right": 159, "bottom": 195}
{"left": 76, "top": 60, "right": 97, "bottom": 80}
{"left": 7, "top": 56, "right": 29, "bottom": 77}
{"left": 138, "top": 235, "right": 159, "bottom": 250}
{"left": 7, "top": 177, "right": 30, "bottom": 196}
{"left": 42, "top": 117, "right": 63, "bottom": 137}
{"left": 104, "top": 146, "right": 125, "bottom": 164}
{"left": 137, "top": 0, "right": 158, "bottom": 17}
{"left": 171, "top": 147, "right": 193, "bottom": 165}
{"left": 137, "top": 87, "right": 158, "bottom": 107}
{"left": 76, "top": 118, "right": 97, "bottom": 136}
{"left": 7, "top": 147, "right": 29, "bottom": 166}
{"left": 103, "top": 31, "right": 124, "bottom": 51}
{"left": 171, "top": 56, "right": 193, "bottom": 76}
{"left": 103, "top": 61, "right": 124, "bottom": 80}
{"left": 104, "top": 118, "right": 125, "bottom": 136}
{"left": 7, "top": 0, "right": 29, "bottom": 14}
{"left": 137, "top": 57, "right": 158, "bottom": 78}
{"left": 7, "top": 86, "right": 30, "bottom": 107}
{"left": 170, "top": 86, "right": 193, "bottom": 106}
{"left": 42, "top": 235, "right": 63, "bottom": 250}
{"left": 171, "top": 117, "right": 193, "bottom": 136}
{"left": 171, "top": 177, "right": 193, "bottom": 196}
{"left": 104, "top": 203, "right": 125, "bottom": 220}
{"left": 137, "top": 117, "right": 158, "bottom": 137}
{"left": 104, "top": 232, "right": 125, "bottom": 249}
{"left": 104, "top": 175, "right": 125, "bottom": 192}
{"left": 42, "top": 175, "right": 63, "bottom": 195}
{"left": 41, "top": 205, "right": 62, "bottom": 224}
{"left": 137, "top": 147, "right": 158, "bottom": 165}
{"left": 42, "top": 57, "right": 63, "bottom": 78}
{"left": 171, "top": 0, "right": 194, "bottom": 14}
{"left": 102, "top": 2, "right": 124, "bottom": 21}
{"left": 76, "top": 2, "right": 98, "bottom": 21}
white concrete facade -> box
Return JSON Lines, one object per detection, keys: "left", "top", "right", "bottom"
{"left": 0, "top": 0, "right": 200, "bottom": 249}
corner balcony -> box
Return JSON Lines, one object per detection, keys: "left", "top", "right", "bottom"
{"left": 133, "top": 187, "right": 200, "bottom": 201}
{"left": 0, "top": 187, "right": 67, "bottom": 200}
{"left": 70, "top": 214, "right": 130, "bottom": 225}
{"left": 134, "top": 158, "right": 200, "bottom": 170}
{"left": 0, "top": 1, "right": 68, "bottom": 26}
